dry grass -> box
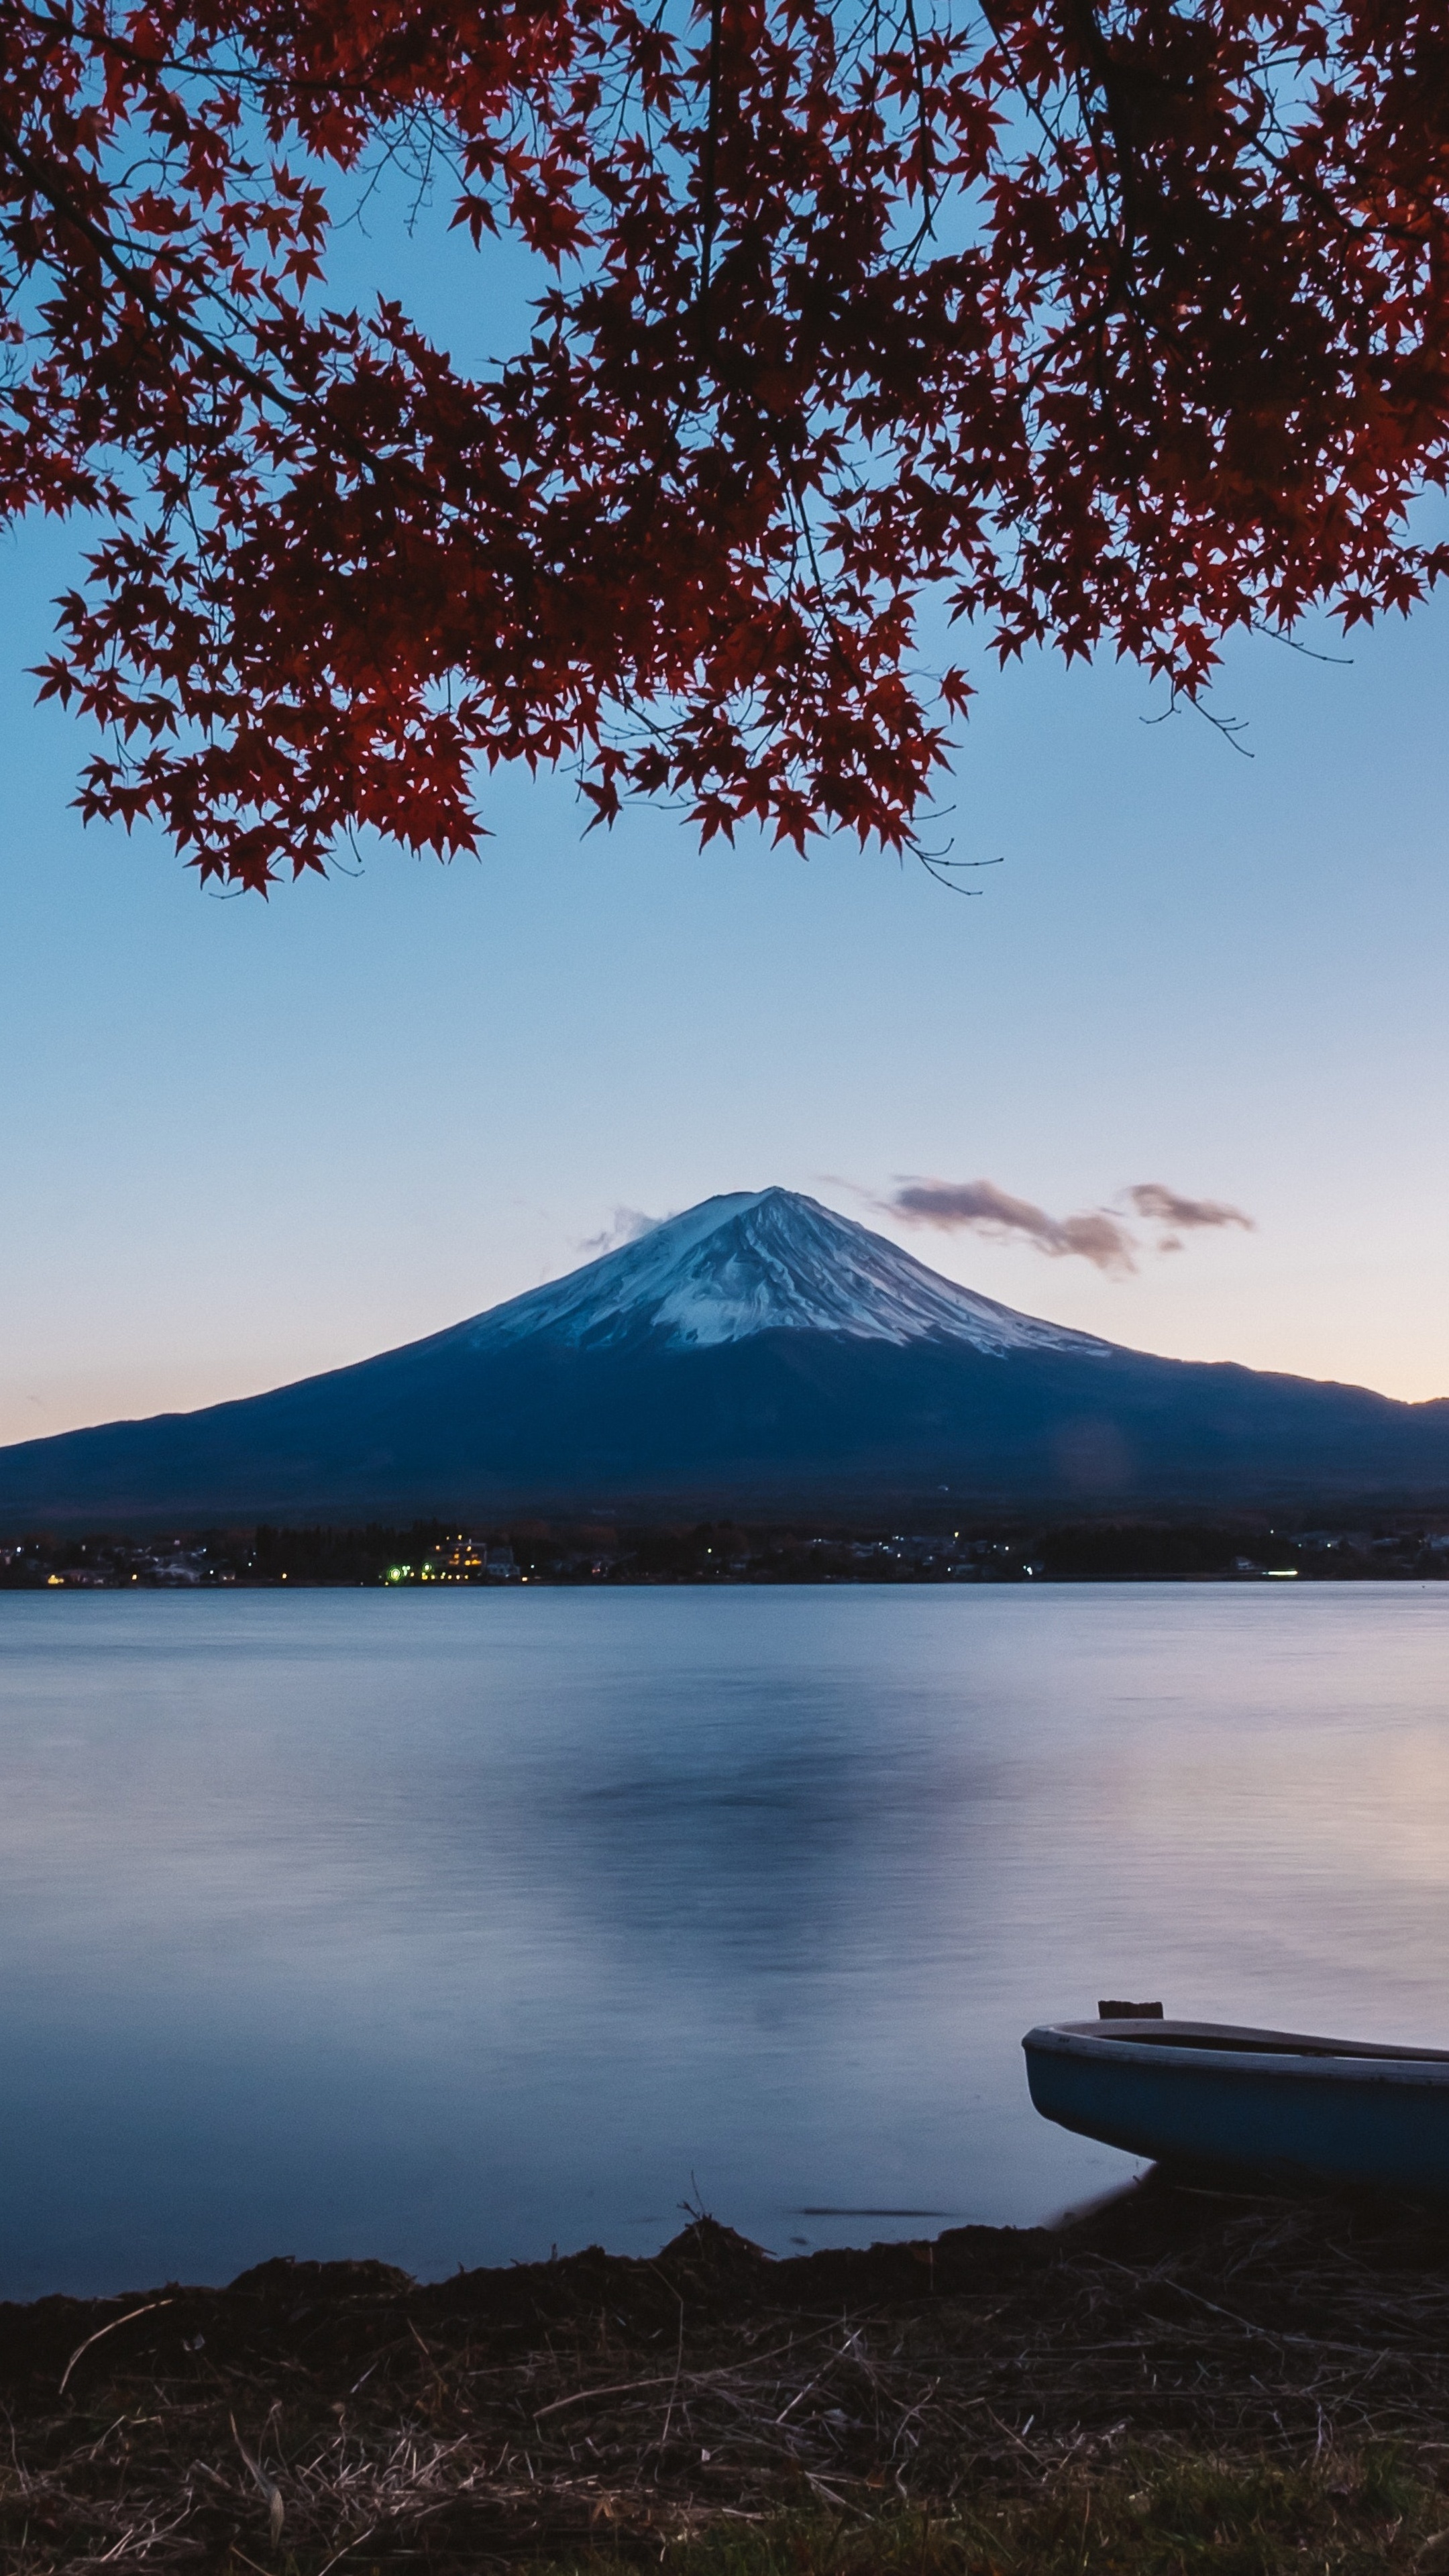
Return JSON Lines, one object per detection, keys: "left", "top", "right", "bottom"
{"left": 9, "top": 2178, "right": 1449, "bottom": 2571}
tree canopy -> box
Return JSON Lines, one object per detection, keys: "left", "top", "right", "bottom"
{"left": 3, "top": 0, "right": 1446, "bottom": 888}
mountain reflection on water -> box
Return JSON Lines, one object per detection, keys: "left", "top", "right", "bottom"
{"left": 2, "top": 1584, "right": 1449, "bottom": 2298}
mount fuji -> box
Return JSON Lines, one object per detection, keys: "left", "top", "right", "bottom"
{"left": 3, "top": 1187, "right": 1449, "bottom": 1527}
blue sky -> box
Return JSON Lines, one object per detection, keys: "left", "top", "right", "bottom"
{"left": 3, "top": 169, "right": 1448, "bottom": 1448}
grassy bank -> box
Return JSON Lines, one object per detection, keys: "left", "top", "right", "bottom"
{"left": 7, "top": 2176, "right": 1449, "bottom": 2573}
{"left": 601, "top": 2461, "right": 1446, "bottom": 2576}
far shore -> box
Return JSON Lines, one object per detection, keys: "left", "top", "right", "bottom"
{"left": 7, "top": 1513, "right": 1449, "bottom": 1591}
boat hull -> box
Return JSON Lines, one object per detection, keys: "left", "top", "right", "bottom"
{"left": 1023, "top": 2019, "right": 1449, "bottom": 2194}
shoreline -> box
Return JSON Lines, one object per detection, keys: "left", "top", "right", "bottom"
{"left": 7, "top": 1568, "right": 1449, "bottom": 1590}
{"left": 7, "top": 2174, "right": 1449, "bottom": 2570}
{"left": 9, "top": 1516, "right": 1449, "bottom": 1591}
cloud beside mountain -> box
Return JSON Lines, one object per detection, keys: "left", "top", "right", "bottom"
{"left": 886, "top": 1177, "right": 1255, "bottom": 1275}
{"left": 1124, "top": 1184, "right": 1256, "bottom": 1240}
{"left": 576, "top": 1207, "right": 663, "bottom": 1257}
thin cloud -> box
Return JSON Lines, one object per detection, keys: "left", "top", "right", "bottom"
{"left": 1125, "top": 1183, "right": 1255, "bottom": 1234}
{"left": 886, "top": 1175, "right": 1256, "bottom": 1277}
{"left": 889, "top": 1179, "right": 1138, "bottom": 1275}
{"left": 577, "top": 1207, "right": 661, "bottom": 1257}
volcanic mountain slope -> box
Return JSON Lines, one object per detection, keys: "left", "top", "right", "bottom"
{"left": 3, "top": 1188, "right": 1449, "bottom": 1527}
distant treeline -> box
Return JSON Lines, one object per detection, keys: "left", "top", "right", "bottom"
{"left": 5, "top": 1517, "right": 1449, "bottom": 1587}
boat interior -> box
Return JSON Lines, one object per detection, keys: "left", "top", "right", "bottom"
{"left": 1062, "top": 2019, "right": 1449, "bottom": 2063}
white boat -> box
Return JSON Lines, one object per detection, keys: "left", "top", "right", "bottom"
{"left": 1023, "top": 2013, "right": 1449, "bottom": 2192}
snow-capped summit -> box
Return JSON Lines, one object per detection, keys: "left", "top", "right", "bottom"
{"left": 462, "top": 1187, "right": 1110, "bottom": 1358}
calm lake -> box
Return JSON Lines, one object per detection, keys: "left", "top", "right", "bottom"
{"left": 3, "top": 1582, "right": 1448, "bottom": 2298}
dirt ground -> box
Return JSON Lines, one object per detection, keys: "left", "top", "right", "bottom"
{"left": 7, "top": 2174, "right": 1449, "bottom": 2571}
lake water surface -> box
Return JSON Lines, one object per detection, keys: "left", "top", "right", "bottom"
{"left": 3, "top": 1584, "right": 1449, "bottom": 2298}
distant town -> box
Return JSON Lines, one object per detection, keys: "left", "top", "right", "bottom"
{"left": 6, "top": 1518, "right": 1449, "bottom": 1587}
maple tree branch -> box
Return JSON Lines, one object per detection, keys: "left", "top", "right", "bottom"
{"left": 1059, "top": 0, "right": 1142, "bottom": 256}
{"left": 0, "top": 105, "right": 411, "bottom": 493}
{"left": 969, "top": 0, "right": 1122, "bottom": 271}
{"left": 0, "top": 0, "right": 1437, "bottom": 888}
{"left": 0, "top": 105, "right": 310, "bottom": 423}
{"left": 898, "top": 0, "right": 938, "bottom": 248}
{"left": 13, "top": 0, "right": 419, "bottom": 107}
{"left": 697, "top": 0, "right": 723, "bottom": 320}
